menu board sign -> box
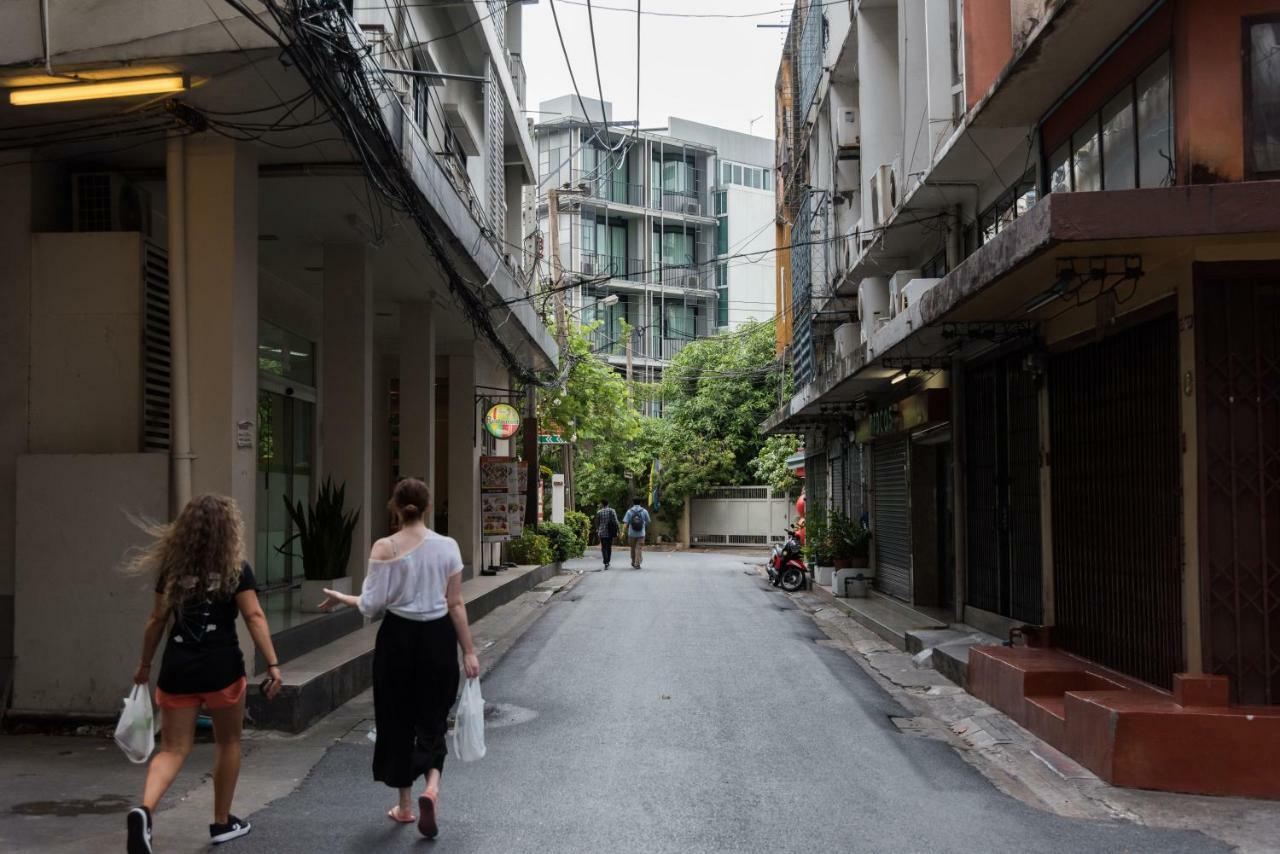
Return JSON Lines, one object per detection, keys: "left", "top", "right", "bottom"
{"left": 480, "top": 457, "right": 528, "bottom": 542}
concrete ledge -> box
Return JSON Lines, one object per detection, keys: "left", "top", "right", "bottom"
{"left": 246, "top": 562, "right": 561, "bottom": 733}
{"left": 808, "top": 584, "right": 947, "bottom": 650}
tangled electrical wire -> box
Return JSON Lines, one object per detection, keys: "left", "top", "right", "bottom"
{"left": 226, "top": 0, "right": 580, "bottom": 388}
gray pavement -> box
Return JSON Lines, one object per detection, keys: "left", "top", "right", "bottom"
{"left": 246, "top": 551, "right": 1225, "bottom": 854}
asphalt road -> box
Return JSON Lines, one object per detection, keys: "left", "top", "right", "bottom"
{"left": 247, "top": 551, "right": 1225, "bottom": 854}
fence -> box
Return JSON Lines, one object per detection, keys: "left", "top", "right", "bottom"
{"left": 690, "top": 486, "right": 796, "bottom": 547}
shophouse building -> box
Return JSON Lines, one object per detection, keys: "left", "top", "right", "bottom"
{"left": 766, "top": 0, "right": 1280, "bottom": 798}
{"left": 0, "top": 0, "right": 554, "bottom": 723}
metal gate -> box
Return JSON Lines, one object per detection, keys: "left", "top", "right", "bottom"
{"left": 690, "top": 486, "right": 796, "bottom": 546}
{"left": 964, "top": 353, "right": 1044, "bottom": 624}
{"left": 831, "top": 447, "right": 846, "bottom": 516}
{"left": 1049, "top": 313, "right": 1182, "bottom": 689}
{"left": 873, "top": 438, "right": 911, "bottom": 600}
{"left": 1197, "top": 266, "right": 1280, "bottom": 705}
{"left": 807, "top": 450, "right": 828, "bottom": 515}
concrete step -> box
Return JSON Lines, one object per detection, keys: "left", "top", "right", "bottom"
{"left": 246, "top": 562, "right": 561, "bottom": 733}
{"left": 905, "top": 628, "right": 1003, "bottom": 689}
{"left": 811, "top": 586, "right": 947, "bottom": 650}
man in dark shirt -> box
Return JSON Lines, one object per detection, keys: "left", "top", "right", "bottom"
{"left": 594, "top": 499, "right": 620, "bottom": 570}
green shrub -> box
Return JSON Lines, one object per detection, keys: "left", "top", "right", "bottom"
{"left": 508, "top": 529, "right": 553, "bottom": 566}
{"left": 565, "top": 509, "right": 591, "bottom": 546}
{"left": 538, "top": 521, "right": 585, "bottom": 562}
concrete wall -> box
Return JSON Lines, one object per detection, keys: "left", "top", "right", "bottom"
{"left": 858, "top": 6, "right": 901, "bottom": 227}
{"left": 965, "top": 0, "right": 1015, "bottom": 108}
{"left": 13, "top": 453, "right": 167, "bottom": 715}
{"left": 725, "top": 185, "right": 777, "bottom": 328}
{"left": 28, "top": 233, "right": 147, "bottom": 454}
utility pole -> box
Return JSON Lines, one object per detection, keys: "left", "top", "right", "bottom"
{"left": 548, "top": 187, "right": 566, "bottom": 350}
{"left": 524, "top": 382, "right": 538, "bottom": 528}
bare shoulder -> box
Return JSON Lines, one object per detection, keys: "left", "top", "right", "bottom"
{"left": 370, "top": 538, "right": 396, "bottom": 561}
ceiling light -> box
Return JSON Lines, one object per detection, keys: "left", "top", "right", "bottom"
{"left": 890, "top": 371, "right": 908, "bottom": 385}
{"left": 9, "top": 74, "right": 187, "bottom": 106}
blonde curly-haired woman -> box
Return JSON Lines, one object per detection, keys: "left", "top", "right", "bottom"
{"left": 126, "top": 494, "right": 282, "bottom": 853}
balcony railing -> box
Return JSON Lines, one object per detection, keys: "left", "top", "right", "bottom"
{"left": 655, "top": 189, "right": 706, "bottom": 216}
{"left": 507, "top": 51, "right": 526, "bottom": 107}
{"left": 651, "top": 265, "right": 709, "bottom": 291}
{"left": 587, "top": 331, "right": 701, "bottom": 363}
{"left": 579, "top": 252, "right": 644, "bottom": 281}
{"left": 568, "top": 169, "right": 646, "bottom": 207}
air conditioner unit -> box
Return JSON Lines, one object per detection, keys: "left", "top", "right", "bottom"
{"left": 888, "top": 269, "right": 922, "bottom": 317}
{"left": 580, "top": 257, "right": 596, "bottom": 276}
{"left": 684, "top": 274, "right": 701, "bottom": 289}
{"left": 72, "top": 173, "right": 152, "bottom": 237}
{"left": 871, "top": 162, "right": 899, "bottom": 227}
{"left": 837, "top": 107, "right": 860, "bottom": 148}
{"left": 684, "top": 200, "right": 701, "bottom": 215}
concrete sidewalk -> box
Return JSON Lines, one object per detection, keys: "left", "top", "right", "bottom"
{"left": 0, "top": 570, "right": 581, "bottom": 854}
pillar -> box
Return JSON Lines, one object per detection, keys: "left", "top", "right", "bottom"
{"left": 447, "top": 350, "right": 479, "bottom": 578}
{"left": 399, "top": 302, "right": 437, "bottom": 499}
{"left": 322, "top": 243, "right": 374, "bottom": 583}
{"left": 185, "top": 136, "right": 258, "bottom": 527}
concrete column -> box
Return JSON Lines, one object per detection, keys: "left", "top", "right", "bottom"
{"left": 447, "top": 350, "right": 479, "bottom": 578}
{"left": 372, "top": 353, "right": 394, "bottom": 541}
{"left": 399, "top": 302, "right": 437, "bottom": 493}
{"left": 322, "top": 243, "right": 374, "bottom": 583}
{"left": 185, "top": 135, "right": 258, "bottom": 527}
{"left": 0, "top": 156, "right": 33, "bottom": 663}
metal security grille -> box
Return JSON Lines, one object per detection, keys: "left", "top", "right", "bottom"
{"left": 1197, "top": 268, "right": 1280, "bottom": 705}
{"left": 873, "top": 438, "right": 911, "bottom": 600}
{"left": 847, "top": 443, "right": 865, "bottom": 522}
{"left": 830, "top": 447, "right": 846, "bottom": 516}
{"left": 807, "top": 450, "right": 828, "bottom": 515}
{"left": 1050, "top": 314, "right": 1182, "bottom": 689}
{"left": 964, "top": 353, "right": 1043, "bottom": 624}
{"left": 141, "top": 240, "right": 171, "bottom": 451}
{"left": 486, "top": 60, "right": 506, "bottom": 241}
{"left": 797, "top": 0, "right": 826, "bottom": 116}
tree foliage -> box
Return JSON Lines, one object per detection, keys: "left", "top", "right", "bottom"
{"left": 750, "top": 434, "right": 803, "bottom": 493}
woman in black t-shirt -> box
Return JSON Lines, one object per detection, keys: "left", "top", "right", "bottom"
{"left": 125, "top": 495, "right": 283, "bottom": 853}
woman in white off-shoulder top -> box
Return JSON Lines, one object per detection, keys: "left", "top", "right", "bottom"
{"left": 319, "top": 478, "right": 479, "bottom": 840}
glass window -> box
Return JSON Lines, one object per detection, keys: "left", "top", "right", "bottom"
{"left": 1072, "top": 121, "right": 1101, "bottom": 192}
{"left": 732, "top": 163, "right": 743, "bottom": 185}
{"left": 717, "top": 265, "right": 729, "bottom": 328}
{"left": 763, "top": 169, "right": 772, "bottom": 191}
{"left": 1136, "top": 52, "right": 1173, "bottom": 188}
{"left": 1101, "top": 90, "right": 1136, "bottom": 191}
{"left": 722, "top": 161, "right": 732, "bottom": 185}
{"left": 714, "top": 190, "right": 727, "bottom": 216}
{"left": 1249, "top": 21, "right": 1280, "bottom": 176}
{"left": 1048, "top": 143, "right": 1071, "bottom": 194}
{"left": 258, "top": 321, "right": 315, "bottom": 386}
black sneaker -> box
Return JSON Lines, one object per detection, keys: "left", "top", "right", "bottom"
{"left": 209, "top": 816, "right": 252, "bottom": 845}
{"left": 126, "top": 806, "right": 152, "bottom": 854}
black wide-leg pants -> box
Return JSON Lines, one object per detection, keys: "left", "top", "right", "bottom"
{"left": 600, "top": 536, "right": 613, "bottom": 565}
{"left": 372, "top": 612, "right": 460, "bottom": 788}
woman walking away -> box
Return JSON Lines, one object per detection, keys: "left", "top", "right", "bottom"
{"left": 319, "top": 478, "right": 480, "bottom": 840}
{"left": 127, "top": 495, "right": 283, "bottom": 854}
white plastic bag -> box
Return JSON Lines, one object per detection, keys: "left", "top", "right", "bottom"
{"left": 452, "top": 678, "right": 486, "bottom": 762}
{"left": 114, "top": 684, "right": 156, "bottom": 764}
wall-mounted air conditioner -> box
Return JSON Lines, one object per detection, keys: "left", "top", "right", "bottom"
{"left": 685, "top": 275, "right": 701, "bottom": 289}
{"left": 837, "top": 107, "right": 860, "bottom": 148}
{"left": 684, "top": 200, "right": 700, "bottom": 215}
{"left": 888, "top": 269, "right": 922, "bottom": 318}
{"left": 580, "top": 256, "right": 596, "bottom": 276}
{"left": 72, "top": 173, "right": 152, "bottom": 237}
{"left": 869, "top": 162, "right": 898, "bottom": 227}
{"left": 442, "top": 102, "right": 481, "bottom": 156}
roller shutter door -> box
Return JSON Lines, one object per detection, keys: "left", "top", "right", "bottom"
{"left": 873, "top": 438, "right": 911, "bottom": 601}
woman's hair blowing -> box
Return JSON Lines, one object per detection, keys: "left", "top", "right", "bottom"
{"left": 127, "top": 494, "right": 245, "bottom": 611}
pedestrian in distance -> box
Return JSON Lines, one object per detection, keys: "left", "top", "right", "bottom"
{"left": 126, "top": 494, "right": 283, "bottom": 854}
{"left": 318, "top": 478, "right": 480, "bottom": 840}
{"left": 594, "top": 499, "right": 620, "bottom": 569}
{"left": 622, "top": 500, "right": 651, "bottom": 569}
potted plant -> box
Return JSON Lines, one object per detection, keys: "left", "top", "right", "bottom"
{"left": 833, "top": 518, "right": 873, "bottom": 598}
{"left": 280, "top": 477, "right": 361, "bottom": 614}
{"left": 804, "top": 512, "right": 836, "bottom": 587}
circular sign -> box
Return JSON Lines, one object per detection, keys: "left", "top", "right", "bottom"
{"left": 484, "top": 403, "right": 521, "bottom": 439}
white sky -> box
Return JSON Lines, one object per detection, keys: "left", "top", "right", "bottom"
{"left": 520, "top": 0, "right": 792, "bottom": 138}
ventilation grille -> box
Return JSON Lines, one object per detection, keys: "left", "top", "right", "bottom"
{"left": 141, "top": 240, "right": 171, "bottom": 452}
{"left": 75, "top": 173, "right": 115, "bottom": 231}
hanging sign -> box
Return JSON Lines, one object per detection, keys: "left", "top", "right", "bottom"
{"left": 484, "top": 403, "right": 522, "bottom": 439}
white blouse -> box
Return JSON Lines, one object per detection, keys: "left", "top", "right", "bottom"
{"left": 357, "top": 531, "right": 464, "bottom": 622}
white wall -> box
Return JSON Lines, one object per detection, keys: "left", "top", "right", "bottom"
{"left": 14, "top": 453, "right": 168, "bottom": 715}
{"left": 858, "top": 7, "right": 902, "bottom": 228}
{"left": 724, "top": 185, "right": 776, "bottom": 329}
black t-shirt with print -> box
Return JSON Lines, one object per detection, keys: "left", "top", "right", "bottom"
{"left": 156, "top": 563, "right": 257, "bottom": 695}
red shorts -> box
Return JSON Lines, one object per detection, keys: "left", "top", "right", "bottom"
{"left": 155, "top": 676, "right": 247, "bottom": 711}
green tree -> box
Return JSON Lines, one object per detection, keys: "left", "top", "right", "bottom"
{"left": 750, "top": 434, "right": 803, "bottom": 493}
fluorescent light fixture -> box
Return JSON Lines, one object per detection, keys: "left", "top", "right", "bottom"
{"left": 890, "top": 371, "right": 909, "bottom": 385}
{"left": 598, "top": 294, "right": 619, "bottom": 308}
{"left": 9, "top": 74, "right": 187, "bottom": 106}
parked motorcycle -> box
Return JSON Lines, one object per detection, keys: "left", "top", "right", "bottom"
{"left": 767, "top": 527, "right": 808, "bottom": 592}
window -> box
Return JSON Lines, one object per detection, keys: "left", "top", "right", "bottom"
{"left": 763, "top": 169, "right": 772, "bottom": 191}
{"left": 1247, "top": 19, "right": 1280, "bottom": 177}
{"left": 716, "top": 263, "right": 729, "bottom": 327}
{"left": 732, "top": 163, "right": 743, "bottom": 185}
{"left": 949, "top": 0, "right": 965, "bottom": 122}
{"left": 722, "top": 161, "right": 732, "bottom": 184}
{"left": 1043, "top": 51, "right": 1172, "bottom": 194}
{"left": 978, "top": 170, "right": 1037, "bottom": 245}
{"left": 715, "top": 191, "right": 729, "bottom": 254}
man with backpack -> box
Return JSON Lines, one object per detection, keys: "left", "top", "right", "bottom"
{"left": 594, "top": 499, "right": 620, "bottom": 570}
{"left": 622, "top": 500, "right": 651, "bottom": 569}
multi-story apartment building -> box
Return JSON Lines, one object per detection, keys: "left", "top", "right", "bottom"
{"left": 0, "top": 0, "right": 553, "bottom": 726}
{"left": 534, "top": 97, "right": 774, "bottom": 401}
{"left": 767, "top": 0, "right": 1280, "bottom": 799}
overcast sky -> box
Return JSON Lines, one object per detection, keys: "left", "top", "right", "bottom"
{"left": 521, "top": 0, "right": 791, "bottom": 138}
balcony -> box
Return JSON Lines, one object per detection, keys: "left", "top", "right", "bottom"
{"left": 580, "top": 252, "right": 644, "bottom": 282}
{"left": 655, "top": 189, "right": 707, "bottom": 216}
{"left": 568, "top": 168, "right": 646, "bottom": 207}
{"left": 588, "top": 330, "right": 700, "bottom": 363}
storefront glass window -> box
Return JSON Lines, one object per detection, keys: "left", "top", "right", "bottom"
{"left": 1136, "top": 53, "right": 1173, "bottom": 188}
{"left": 1248, "top": 20, "right": 1280, "bottom": 176}
{"left": 1102, "top": 90, "right": 1136, "bottom": 191}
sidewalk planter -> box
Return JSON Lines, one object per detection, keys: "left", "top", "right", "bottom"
{"left": 815, "top": 565, "right": 836, "bottom": 586}
{"left": 834, "top": 568, "right": 874, "bottom": 598}
{"left": 301, "top": 576, "right": 350, "bottom": 614}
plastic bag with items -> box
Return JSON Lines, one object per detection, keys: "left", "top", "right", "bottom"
{"left": 114, "top": 684, "right": 157, "bottom": 764}
{"left": 450, "top": 678, "right": 486, "bottom": 762}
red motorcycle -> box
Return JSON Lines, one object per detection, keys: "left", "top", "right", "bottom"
{"left": 768, "top": 527, "right": 807, "bottom": 592}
